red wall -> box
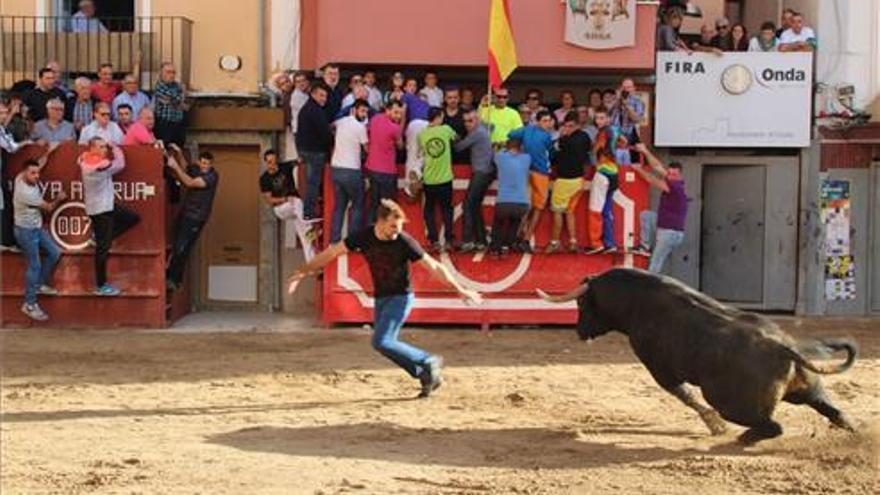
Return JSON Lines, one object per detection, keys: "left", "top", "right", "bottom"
{"left": 303, "top": 0, "right": 658, "bottom": 70}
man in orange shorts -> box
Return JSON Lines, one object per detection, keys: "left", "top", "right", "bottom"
{"left": 508, "top": 110, "right": 555, "bottom": 252}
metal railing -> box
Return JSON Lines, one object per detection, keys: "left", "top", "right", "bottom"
{"left": 0, "top": 16, "right": 192, "bottom": 91}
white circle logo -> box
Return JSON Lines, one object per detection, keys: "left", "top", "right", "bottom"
{"left": 50, "top": 202, "right": 93, "bottom": 250}
{"left": 721, "top": 64, "right": 753, "bottom": 95}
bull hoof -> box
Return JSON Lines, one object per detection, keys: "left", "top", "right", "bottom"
{"left": 737, "top": 421, "right": 783, "bottom": 445}
{"left": 700, "top": 410, "right": 728, "bottom": 436}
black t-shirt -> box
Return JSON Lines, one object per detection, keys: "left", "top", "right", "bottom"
{"left": 555, "top": 130, "right": 592, "bottom": 179}
{"left": 182, "top": 165, "right": 220, "bottom": 222}
{"left": 444, "top": 108, "right": 470, "bottom": 164}
{"left": 343, "top": 228, "right": 425, "bottom": 298}
{"left": 259, "top": 163, "right": 297, "bottom": 198}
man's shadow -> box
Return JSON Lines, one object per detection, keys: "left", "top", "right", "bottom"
{"left": 207, "top": 422, "right": 748, "bottom": 470}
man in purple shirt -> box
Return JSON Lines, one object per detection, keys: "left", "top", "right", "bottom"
{"left": 632, "top": 143, "right": 688, "bottom": 273}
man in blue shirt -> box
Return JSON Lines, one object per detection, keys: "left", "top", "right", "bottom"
{"left": 490, "top": 138, "right": 531, "bottom": 255}
{"left": 507, "top": 110, "right": 555, "bottom": 251}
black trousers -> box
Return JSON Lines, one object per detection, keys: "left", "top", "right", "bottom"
{"left": 423, "top": 181, "right": 454, "bottom": 244}
{"left": 1, "top": 178, "right": 15, "bottom": 247}
{"left": 155, "top": 119, "right": 187, "bottom": 148}
{"left": 490, "top": 203, "right": 528, "bottom": 249}
{"left": 166, "top": 215, "right": 205, "bottom": 285}
{"left": 462, "top": 171, "right": 494, "bottom": 244}
{"left": 90, "top": 206, "right": 141, "bottom": 287}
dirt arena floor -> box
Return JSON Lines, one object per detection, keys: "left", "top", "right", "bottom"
{"left": 1, "top": 315, "right": 878, "bottom": 494}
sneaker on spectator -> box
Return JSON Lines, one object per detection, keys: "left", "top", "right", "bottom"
{"left": 603, "top": 246, "right": 618, "bottom": 254}
{"left": 568, "top": 240, "right": 579, "bottom": 253}
{"left": 38, "top": 285, "right": 59, "bottom": 296}
{"left": 0, "top": 244, "right": 21, "bottom": 253}
{"left": 501, "top": 246, "right": 511, "bottom": 257}
{"left": 632, "top": 247, "right": 652, "bottom": 257}
{"left": 474, "top": 242, "right": 487, "bottom": 252}
{"left": 516, "top": 241, "right": 533, "bottom": 254}
{"left": 459, "top": 242, "right": 476, "bottom": 253}
{"left": 584, "top": 246, "right": 604, "bottom": 255}
{"left": 21, "top": 303, "right": 49, "bottom": 321}
{"left": 94, "top": 284, "right": 122, "bottom": 297}
{"left": 544, "top": 240, "right": 561, "bottom": 254}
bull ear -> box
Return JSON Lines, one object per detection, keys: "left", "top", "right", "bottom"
{"left": 536, "top": 284, "right": 588, "bottom": 303}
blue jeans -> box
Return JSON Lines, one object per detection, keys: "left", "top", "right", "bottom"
{"left": 330, "top": 167, "right": 365, "bottom": 243}
{"left": 300, "top": 151, "right": 326, "bottom": 219}
{"left": 373, "top": 293, "right": 431, "bottom": 378}
{"left": 601, "top": 184, "right": 617, "bottom": 249}
{"left": 463, "top": 171, "right": 494, "bottom": 244}
{"left": 14, "top": 227, "right": 62, "bottom": 305}
{"left": 640, "top": 211, "right": 684, "bottom": 273}
{"left": 368, "top": 170, "right": 398, "bottom": 223}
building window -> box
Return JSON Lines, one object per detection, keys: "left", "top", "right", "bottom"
{"left": 59, "top": 0, "right": 135, "bottom": 32}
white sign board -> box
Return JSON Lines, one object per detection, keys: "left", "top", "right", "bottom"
{"left": 655, "top": 52, "right": 813, "bottom": 147}
{"left": 564, "top": 0, "right": 637, "bottom": 50}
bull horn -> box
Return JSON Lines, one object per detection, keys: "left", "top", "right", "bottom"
{"left": 536, "top": 284, "right": 588, "bottom": 303}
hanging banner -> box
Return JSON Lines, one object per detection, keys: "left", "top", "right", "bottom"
{"left": 564, "top": 0, "right": 637, "bottom": 50}
{"left": 820, "top": 180, "right": 856, "bottom": 301}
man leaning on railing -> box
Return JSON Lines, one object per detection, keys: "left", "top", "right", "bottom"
{"left": 69, "top": 0, "right": 108, "bottom": 34}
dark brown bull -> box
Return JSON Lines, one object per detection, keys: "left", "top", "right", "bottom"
{"left": 538, "top": 268, "right": 857, "bottom": 443}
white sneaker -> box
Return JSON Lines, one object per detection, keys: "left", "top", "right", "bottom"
{"left": 38, "top": 285, "right": 59, "bottom": 296}
{"left": 21, "top": 303, "right": 49, "bottom": 322}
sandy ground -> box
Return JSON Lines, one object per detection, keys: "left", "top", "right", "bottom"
{"left": 1, "top": 315, "right": 878, "bottom": 495}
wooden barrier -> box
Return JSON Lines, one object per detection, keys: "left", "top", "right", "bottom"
{"left": 1, "top": 142, "right": 189, "bottom": 328}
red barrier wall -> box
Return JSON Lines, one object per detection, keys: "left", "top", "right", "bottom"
{"left": 321, "top": 164, "right": 650, "bottom": 325}
{"left": 1, "top": 142, "right": 188, "bottom": 328}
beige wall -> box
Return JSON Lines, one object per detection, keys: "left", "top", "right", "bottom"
{"left": 680, "top": 0, "right": 725, "bottom": 35}
{"left": 149, "top": 0, "right": 261, "bottom": 93}
{"left": 1, "top": 0, "right": 39, "bottom": 15}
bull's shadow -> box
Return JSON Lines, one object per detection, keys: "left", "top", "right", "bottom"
{"left": 207, "top": 423, "right": 748, "bottom": 470}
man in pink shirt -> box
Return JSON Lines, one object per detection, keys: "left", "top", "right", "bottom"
{"left": 364, "top": 100, "right": 404, "bottom": 222}
{"left": 123, "top": 108, "right": 160, "bottom": 147}
{"left": 92, "top": 63, "right": 123, "bottom": 105}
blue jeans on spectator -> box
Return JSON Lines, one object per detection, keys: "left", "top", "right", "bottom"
{"left": 368, "top": 170, "right": 398, "bottom": 223}
{"left": 601, "top": 184, "right": 617, "bottom": 249}
{"left": 14, "top": 227, "right": 61, "bottom": 305}
{"left": 300, "top": 151, "right": 326, "bottom": 219}
{"left": 330, "top": 167, "right": 364, "bottom": 243}
{"left": 372, "top": 293, "right": 431, "bottom": 378}
{"left": 640, "top": 211, "right": 684, "bottom": 273}
{"left": 463, "top": 171, "right": 494, "bottom": 245}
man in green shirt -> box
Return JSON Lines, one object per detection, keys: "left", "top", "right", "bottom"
{"left": 418, "top": 107, "right": 458, "bottom": 251}
{"left": 478, "top": 86, "right": 523, "bottom": 147}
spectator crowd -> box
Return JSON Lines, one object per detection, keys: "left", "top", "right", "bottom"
{"left": 657, "top": 7, "right": 817, "bottom": 54}
{"left": 264, "top": 63, "right": 686, "bottom": 275}
{"left": 1, "top": 52, "right": 205, "bottom": 321}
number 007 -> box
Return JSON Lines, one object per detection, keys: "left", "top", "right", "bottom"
{"left": 56, "top": 216, "right": 92, "bottom": 236}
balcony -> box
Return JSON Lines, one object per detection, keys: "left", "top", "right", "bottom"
{"left": 0, "top": 16, "right": 192, "bottom": 90}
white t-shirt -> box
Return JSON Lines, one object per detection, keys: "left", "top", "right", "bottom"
{"left": 78, "top": 121, "right": 125, "bottom": 146}
{"left": 779, "top": 27, "right": 816, "bottom": 45}
{"left": 331, "top": 116, "right": 368, "bottom": 170}
{"left": 419, "top": 86, "right": 444, "bottom": 108}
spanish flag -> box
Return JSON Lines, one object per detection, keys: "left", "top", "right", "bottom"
{"left": 488, "top": 0, "right": 518, "bottom": 90}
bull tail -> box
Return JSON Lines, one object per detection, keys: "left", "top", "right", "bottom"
{"left": 786, "top": 339, "right": 858, "bottom": 375}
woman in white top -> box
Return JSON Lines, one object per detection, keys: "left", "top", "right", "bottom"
{"left": 749, "top": 21, "right": 779, "bottom": 52}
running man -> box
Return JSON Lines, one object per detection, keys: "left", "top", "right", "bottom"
{"left": 287, "top": 199, "right": 482, "bottom": 398}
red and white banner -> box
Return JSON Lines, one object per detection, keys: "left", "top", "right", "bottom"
{"left": 321, "top": 165, "right": 650, "bottom": 325}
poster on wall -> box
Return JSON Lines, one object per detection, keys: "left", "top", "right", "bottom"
{"left": 825, "top": 255, "right": 856, "bottom": 301}
{"left": 820, "top": 179, "right": 856, "bottom": 301}
{"left": 564, "top": 0, "right": 637, "bottom": 50}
